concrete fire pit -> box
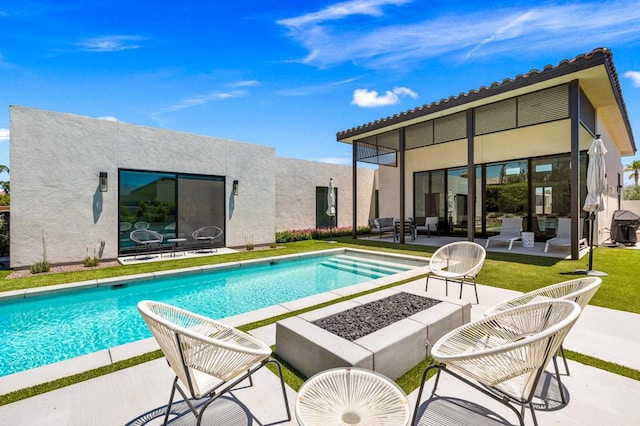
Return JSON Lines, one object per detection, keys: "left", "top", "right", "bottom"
{"left": 275, "top": 288, "right": 470, "bottom": 380}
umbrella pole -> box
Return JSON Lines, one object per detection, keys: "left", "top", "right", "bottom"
{"left": 576, "top": 212, "right": 607, "bottom": 276}
{"left": 588, "top": 212, "right": 595, "bottom": 271}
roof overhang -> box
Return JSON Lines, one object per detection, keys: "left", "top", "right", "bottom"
{"left": 336, "top": 48, "right": 635, "bottom": 157}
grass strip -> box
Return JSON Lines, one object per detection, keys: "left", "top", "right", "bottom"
{"left": 564, "top": 349, "right": 640, "bottom": 381}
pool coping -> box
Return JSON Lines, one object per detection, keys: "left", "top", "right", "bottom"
{"left": 0, "top": 248, "right": 429, "bottom": 395}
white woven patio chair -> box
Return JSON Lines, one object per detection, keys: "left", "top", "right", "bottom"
{"left": 485, "top": 277, "right": 602, "bottom": 375}
{"left": 129, "top": 229, "right": 163, "bottom": 259}
{"left": 426, "top": 241, "right": 486, "bottom": 304}
{"left": 412, "top": 300, "right": 581, "bottom": 426}
{"left": 192, "top": 225, "right": 224, "bottom": 253}
{"left": 295, "top": 367, "right": 410, "bottom": 426}
{"left": 485, "top": 217, "right": 523, "bottom": 250}
{"left": 137, "top": 301, "right": 291, "bottom": 426}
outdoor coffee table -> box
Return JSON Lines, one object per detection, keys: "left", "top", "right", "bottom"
{"left": 295, "top": 367, "right": 410, "bottom": 426}
{"left": 165, "top": 237, "right": 187, "bottom": 257}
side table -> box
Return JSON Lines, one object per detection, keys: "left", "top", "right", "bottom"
{"left": 166, "top": 237, "right": 187, "bottom": 257}
{"left": 295, "top": 367, "right": 410, "bottom": 426}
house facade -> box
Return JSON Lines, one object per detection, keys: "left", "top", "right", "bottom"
{"left": 337, "top": 48, "right": 636, "bottom": 259}
{"left": 9, "top": 106, "right": 375, "bottom": 268}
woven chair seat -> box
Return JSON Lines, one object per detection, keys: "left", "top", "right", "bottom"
{"left": 433, "top": 300, "right": 580, "bottom": 399}
{"left": 295, "top": 367, "right": 410, "bottom": 426}
{"left": 137, "top": 301, "right": 290, "bottom": 425}
{"left": 426, "top": 241, "right": 486, "bottom": 303}
{"left": 413, "top": 300, "right": 581, "bottom": 426}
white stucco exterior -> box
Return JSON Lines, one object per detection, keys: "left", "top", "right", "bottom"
{"left": 9, "top": 106, "right": 376, "bottom": 268}
{"left": 275, "top": 157, "right": 375, "bottom": 231}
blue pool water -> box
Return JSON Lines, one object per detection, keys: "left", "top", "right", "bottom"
{"left": 0, "top": 253, "right": 416, "bottom": 377}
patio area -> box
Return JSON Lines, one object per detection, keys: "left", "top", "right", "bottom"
{"left": 1, "top": 274, "right": 638, "bottom": 425}
{"left": 363, "top": 233, "right": 594, "bottom": 259}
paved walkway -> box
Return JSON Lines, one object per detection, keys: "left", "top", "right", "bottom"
{"left": 2, "top": 277, "right": 640, "bottom": 425}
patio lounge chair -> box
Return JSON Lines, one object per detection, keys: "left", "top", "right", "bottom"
{"left": 129, "top": 229, "right": 163, "bottom": 259}
{"left": 415, "top": 216, "right": 439, "bottom": 237}
{"left": 137, "top": 301, "right": 291, "bottom": 426}
{"left": 486, "top": 217, "right": 523, "bottom": 250}
{"left": 484, "top": 277, "right": 602, "bottom": 375}
{"left": 426, "top": 241, "right": 486, "bottom": 304}
{"left": 544, "top": 217, "right": 588, "bottom": 252}
{"left": 370, "top": 217, "right": 395, "bottom": 238}
{"left": 412, "top": 300, "right": 581, "bottom": 426}
{"left": 192, "top": 226, "right": 223, "bottom": 253}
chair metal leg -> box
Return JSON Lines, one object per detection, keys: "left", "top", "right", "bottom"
{"left": 266, "top": 358, "right": 292, "bottom": 422}
{"left": 552, "top": 355, "right": 567, "bottom": 404}
{"left": 412, "top": 363, "right": 526, "bottom": 426}
{"left": 425, "top": 274, "right": 430, "bottom": 292}
{"left": 559, "top": 344, "right": 570, "bottom": 375}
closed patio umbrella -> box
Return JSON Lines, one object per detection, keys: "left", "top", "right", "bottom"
{"left": 326, "top": 178, "right": 336, "bottom": 243}
{"left": 579, "top": 134, "right": 608, "bottom": 276}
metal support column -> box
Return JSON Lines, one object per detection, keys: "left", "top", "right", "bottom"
{"left": 466, "top": 109, "right": 476, "bottom": 242}
{"left": 352, "top": 140, "right": 358, "bottom": 239}
{"left": 569, "top": 80, "right": 580, "bottom": 260}
{"left": 399, "top": 128, "right": 406, "bottom": 244}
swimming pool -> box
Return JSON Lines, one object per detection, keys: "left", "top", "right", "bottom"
{"left": 0, "top": 250, "right": 422, "bottom": 377}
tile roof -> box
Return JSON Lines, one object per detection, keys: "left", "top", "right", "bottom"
{"left": 336, "top": 47, "right": 633, "bottom": 150}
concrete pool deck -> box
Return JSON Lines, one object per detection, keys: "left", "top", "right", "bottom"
{"left": 1, "top": 277, "right": 639, "bottom": 425}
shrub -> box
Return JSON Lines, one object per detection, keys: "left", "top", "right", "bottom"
{"left": 30, "top": 260, "right": 51, "bottom": 274}
{"left": 84, "top": 248, "right": 100, "bottom": 267}
{"left": 84, "top": 255, "right": 100, "bottom": 267}
{"left": 275, "top": 226, "right": 371, "bottom": 243}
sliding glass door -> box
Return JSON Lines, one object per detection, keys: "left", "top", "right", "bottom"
{"left": 119, "top": 170, "right": 225, "bottom": 255}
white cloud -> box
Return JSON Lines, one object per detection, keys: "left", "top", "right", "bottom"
{"left": 278, "top": 1, "right": 640, "bottom": 69}
{"left": 277, "top": 0, "right": 411, "bottom": 28}
{"left": 0, "top": 128, "right": 8, "bottom": 141}
{"left": 77, "top": 35, "right": 145, "bottom": 52}
{"left": 277, "top": 77, "right": 359, "bottom": 96}
{"left": 352, "top": 86, "right": 417, "bottom": 107}
{"left": 163, "top": 90, "right": 248, "bottom": 113}
{"left": 624, "top": 70, "right": 640, "bottom": 87}
{"left": 231, "top": 80, "right": 260, "bottom": 87}
{"left": 98, "top": 116, "right": 118, "bottom": 122}
{"left": 314, "top": 157, "right": 352, "bottom": 165}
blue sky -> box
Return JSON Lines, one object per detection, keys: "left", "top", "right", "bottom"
{"left": 2, "top": 0, "right": 640, "bottom": 183}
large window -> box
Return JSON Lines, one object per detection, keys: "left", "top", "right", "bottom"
{"left": 119, "top": 170, "right": 225, "bottom": 254}
{"left": 485, "top": 160, "right": 528, "bottom": 235}
{"left": 530, "top": 154, "right": 587, "bottom": 238}
{"left": 414, "top": 170, "right": 445, "bottom": 228}
{"left": 413, "top": 152, "right": 587, "bottom": 240}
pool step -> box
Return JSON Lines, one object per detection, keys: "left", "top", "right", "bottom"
{"left": 321, "top": 255, "right": 409, "bottom": 278}
{"left": 334, "top": 255, "right": 413, "bottom": 272}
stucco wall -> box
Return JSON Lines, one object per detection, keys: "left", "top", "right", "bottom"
{"left": 275, "top": 157, "right": 375, "bottom": 231}
{"left": 10, "top": 106, "right": 276, "bottom": 268}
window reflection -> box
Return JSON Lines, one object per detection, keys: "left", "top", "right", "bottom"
{"left": 119, "top": 170, "right": 224, "bottom": 255}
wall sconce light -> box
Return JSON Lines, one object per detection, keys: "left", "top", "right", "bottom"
{"left": 232, "top": 180, "right": 239, "bottom": 196}
{"left": 99, "top": 172, "right": 108, "bottom": 192}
